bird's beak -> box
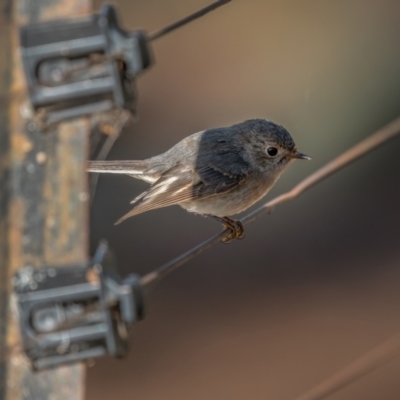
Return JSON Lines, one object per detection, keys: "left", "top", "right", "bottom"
{"left": 292, "top": 150, "right": 312, "bottom": 160}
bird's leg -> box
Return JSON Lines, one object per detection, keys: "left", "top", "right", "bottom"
{"left": 205, "top": 215, "right": 245, "bottom": 243}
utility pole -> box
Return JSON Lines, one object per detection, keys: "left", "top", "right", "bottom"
{"left": 0, "top": 1, "right": 234, "bottom": 398}
{"left": 0, "top": 0, "right": 92, "bottom": 399}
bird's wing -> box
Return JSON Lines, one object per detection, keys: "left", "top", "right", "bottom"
{"left": 114, "top": 162, "right": 248, "bottom": 224}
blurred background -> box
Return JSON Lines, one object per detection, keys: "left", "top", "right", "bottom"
{"left": 88, "top": 1, "right": 400, "bottom": 399}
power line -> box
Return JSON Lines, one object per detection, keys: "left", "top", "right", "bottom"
{"left": 140, "top": 116, "right": 400, "bottom": 286}
{"left": 292, "top": 331, "right": 400, "bottom": 400}
{"left": 148, "top": 0, "right": 232, "bottom": 41}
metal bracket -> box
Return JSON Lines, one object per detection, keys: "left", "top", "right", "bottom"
{"left": 20, "top": 4, "right": 153, "bottom": 126}
{"left": 13, "top": 241, "right": 144, "bottom": 370}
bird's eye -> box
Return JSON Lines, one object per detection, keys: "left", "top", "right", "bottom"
{"left": 267, "top": 147, "right": 278, "bottom": 157}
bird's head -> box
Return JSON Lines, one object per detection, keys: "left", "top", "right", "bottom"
{"left": 239, "top": 119, "right": 311, "bottom": 171}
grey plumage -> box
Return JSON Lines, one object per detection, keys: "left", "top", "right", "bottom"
{"left": 88, "top": 119, "right": 310, "bottom": 235}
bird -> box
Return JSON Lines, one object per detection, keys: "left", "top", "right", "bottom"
{"left": 88, "top": 119, "right": 311, "bottom": 242}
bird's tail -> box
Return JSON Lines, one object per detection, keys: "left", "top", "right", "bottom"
{"left": 87, "top": 160, "right": 150, "bottom": 175}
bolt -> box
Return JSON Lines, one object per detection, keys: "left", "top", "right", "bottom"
{"left": 36, "top": 152, "right": 47, "bottom": 164}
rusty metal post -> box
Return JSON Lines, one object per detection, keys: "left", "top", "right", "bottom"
{"left": 0, "top": 1, "right": 92, "bottom": 399}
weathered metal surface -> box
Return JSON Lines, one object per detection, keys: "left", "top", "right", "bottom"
{"left": 0, "top": 0, "right": 92, "bottom": 399}
{"left": 0, "top": 5, "right": 13, "bottom": 399}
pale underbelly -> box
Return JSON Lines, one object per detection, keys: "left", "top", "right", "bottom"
{"left": 180, "top": 177, "right": 275, "bottom": 217}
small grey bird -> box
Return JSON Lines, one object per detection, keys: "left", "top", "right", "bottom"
{"left": 88, "top": 119, "right": 311, "bottom": 241}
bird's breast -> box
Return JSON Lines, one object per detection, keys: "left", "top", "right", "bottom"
{"left": 180, "top": 173, "right": 277, "bottom": 217}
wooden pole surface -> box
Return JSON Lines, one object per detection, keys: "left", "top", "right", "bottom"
{"left": 0, "top": 1, "right": 92, "bottom": 399}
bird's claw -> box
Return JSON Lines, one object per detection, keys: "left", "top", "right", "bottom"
{"left": 204, "top": 214, "right": 245, "bottom": 243}
{"left": 221, "top": 219, "right": 245, "bottom": 243}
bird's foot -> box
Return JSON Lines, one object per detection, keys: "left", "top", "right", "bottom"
{"left": 222, "top": 218, "right": 245, "bottom": 243}
{"left": 205, "top": 215, "right": 245, "bottom": 243}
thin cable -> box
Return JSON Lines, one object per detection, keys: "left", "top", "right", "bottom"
{"left": 90, "top": 134, "right": 118, "bottom": 197}
{"left": 89, "top": 108, "right": 130, "bottom": 202}
{"left": 292, "top": 331, "right": 400, "bottom": 400}
{"left": 140, "top": 116, "right": 400, "bottom": 286}
{"left": 148, "top": 0, "right": 232, "bottom": 42}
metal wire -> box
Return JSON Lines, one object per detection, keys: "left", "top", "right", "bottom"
{"left": 148, "top": 0, "right": 232, "bottom": 41}
{"left": 137, "top": 116, "right": 400, "bottom": 399}
{"left": 292, "top": 330, "right": 400, "bottom": 400}
{"left": 140, "top": 116, "right": 400, "bottom": 286}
